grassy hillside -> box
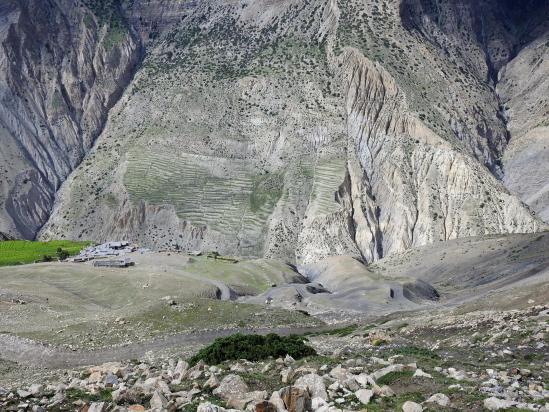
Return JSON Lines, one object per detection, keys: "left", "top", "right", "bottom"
{"left": 0, "top": 240, "right": 90, "bottom": 267}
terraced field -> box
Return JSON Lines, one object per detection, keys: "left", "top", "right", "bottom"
{"left": 0, "top": 240, "right": 90, "bottom": 267}
{"left": 304, "top": 157, "right": 348, "bottom": 219}
{"left": 124, "top": 147, "right": 284, "bottom": 255}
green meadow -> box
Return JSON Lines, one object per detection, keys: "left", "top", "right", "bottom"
{"left": 0, "top": 240, "right": 90, "bottom": 267}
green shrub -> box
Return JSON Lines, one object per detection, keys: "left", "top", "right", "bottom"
{"left": 56, "top": 248, "right": 70, "bottom": 261}
{"left": 189, "top": 333, "right": 316, "bottom": 365}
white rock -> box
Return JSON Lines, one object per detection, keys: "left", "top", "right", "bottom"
{"left": 213, "top": 375, "right": 249, "bottom": 400}
{"left": 269, "top": 390, "right": 287, "bottom": 412}
{"left": 280, "top": 367, "right": 295, "bottom": 384}
{"left": 413, "top": 369, "right": 432, "bottom": 379}
{"left": 355, "top": 373, "right": 375, "bottom": 388}
{"left": 373, "top": 385, "right": 394, "bottom": 397}
{"left": 88, "top": 402, "right": 107, "bottom": 412}
{"left": 28, "top": 384, "right": 43, "bottom": 396}
{"left": 424, "top": 393, "right": 450, "bottom": 407}
{"left": 17, "top": 389, "right": 31, "bottom": 398}
{"left": 484, "top": 397, "right": 518, "bottom": 411}
{"left": 174, "top": 360, "right": 189, "bottom": 378}
{"left": 294, "top": 373, "right": 328, "bottom": 400}
{"left": 355, "top": 389, "right": 373, "bottom": 404}
{"left": 371, "top": 357, "right": 390, "bottom": 366}
{"left": 197, "top": 402, "right": 226, "bottom": 412}
{"left": 402, "top": 400, "right": 423, "bottom": 412}
{"left": 447, "top": 368, "right": 467, "bottom": 381}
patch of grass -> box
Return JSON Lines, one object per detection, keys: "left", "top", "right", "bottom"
{"left": 0, "top": 240, "right": 90, "bottom": 266}
{"left": 189, "top": 333, "right": 316, "bottom": 366}
{"left": 365, "top": 392, "right": 424, "bottom": 412}
{"left": 325, "top": 324, "right": 358, "bottom": 336}
{"left": 66, "top": 387, "right": 113, "bottom": 402}
{"left": 129, "top": 299, "right": 319, "bottom": 337}
{"left": 306, "top": 324, "right": 358, "bottom": 337}
{"left": 240, "top": 371, "right": 281, "bottom": 393}
{"left": 376, "top": 370, "right": 414, "bottom": 386}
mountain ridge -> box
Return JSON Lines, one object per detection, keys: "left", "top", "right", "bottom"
{"left": 1, "top": 0, "right": 548, "bottom": 265}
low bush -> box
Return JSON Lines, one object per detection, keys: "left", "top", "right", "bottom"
{"left": 189, "top": 333, "right": 316, "bottom": 365}
{"left": 376, "top": 370, "right": 414, "bottom": 386}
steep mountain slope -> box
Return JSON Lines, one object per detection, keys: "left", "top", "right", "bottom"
{"left": 501, "top": 33, "right": 549, "bottom": 221}
{"left": 0, "top": 0, "right": 141, "bottom": 239}
{"left": 37, "top": 0, "right": 547, "bottom": 264}
{"left": 401, "top": 0, "right": 549, "bottom": 220}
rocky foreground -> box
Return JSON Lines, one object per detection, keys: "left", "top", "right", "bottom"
{"left": 1, "top": 303, "right": 547, "bottom": 412}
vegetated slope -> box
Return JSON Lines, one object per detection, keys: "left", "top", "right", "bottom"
{"left": 0, "top": 0, "right": 141, "bottom": 239}
{"left": 5, "top": 0, "right": 544, "bottom": 264}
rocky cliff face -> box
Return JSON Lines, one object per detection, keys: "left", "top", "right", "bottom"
{"left": 38, "top": 0, "right": 548, "bottom": 263}
{"left": 2, "top": 0, "right": 547, "bottom": 264}
{"left": 400, "top": 0, "right": 549, "bottom": 222}
{"left": 0, "top": 0, "right": 141, "bottom": 239}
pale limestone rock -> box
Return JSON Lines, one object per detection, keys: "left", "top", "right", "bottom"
{"left": 402, "top": 401, "right": 423, "bottom": 412}
{"left": 294, "top": 373, "right": 328, "bottom": 401}
{"left": 425, "top": 393, "right": 451, "bottom": 407}
{"left": 355, "top": 389, "right": 373, "bottom": 405}
{"left": 484, "top": 397, "right": 518, "bottom": 411}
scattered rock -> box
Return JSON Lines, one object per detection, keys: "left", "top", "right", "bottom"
{"left": 484, "top": 397, "right": 518, "bottom": 411}
{"left": 149, "top": 390, "right": 168, "bottom": 410}
{"left": 371, "top": 364, "right": 404, "bottom": 381}
{"left": 424, "top": 393, "right": 450, "bottom": 407}
{"left": 88, "top": 402, "right": 107, "bottom": 412}
{"left": 413, "top": 369, "right": 432, "bottom": 379}
{"left": 402, "top": 400, "right": 423, "bottom": 412}
{"left": 355, "top": 388, "right": 373, "bottom": 404}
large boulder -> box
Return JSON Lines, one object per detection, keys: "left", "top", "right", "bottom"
{"left": 269, "top": 391, "right": 287, "bottom": 412}
{"left": 226, "top": 391, "right": 267, "bottom": 410}
{"left": 293, "top": 374, "right": 327, "bottom": 401}
{"left": 484, "top": 397, "right": 518, "bottom": 411}
{"left": 279, "top": 386, "right": 311, "bottom": 412}
{"left": 402, "top": 401, "right": 423, "bottom": 412}
{"left": 213, "top": 375, "right": 249, "bottom": 400}
{"left": 424, "top": 393, "right": 450, "bottom": 407}
{"left": 355, "top": 389, "right": 374, "bottom": 405}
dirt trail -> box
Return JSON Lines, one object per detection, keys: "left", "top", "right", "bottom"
{"left": 0, "top": 325, "right": 336, "bottom": 370}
